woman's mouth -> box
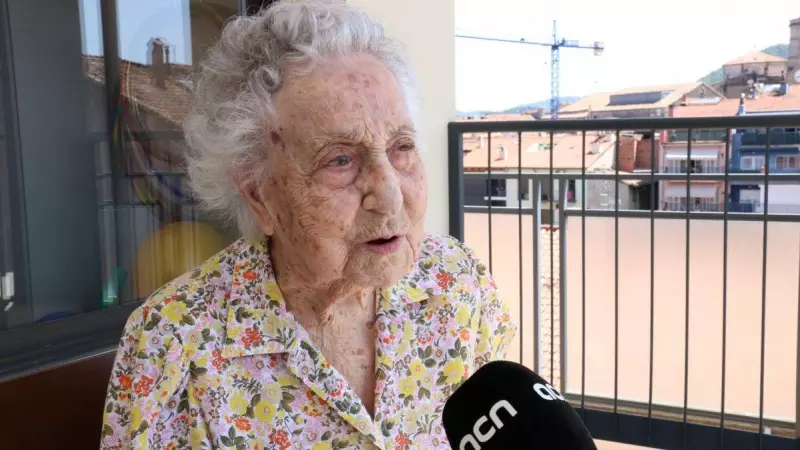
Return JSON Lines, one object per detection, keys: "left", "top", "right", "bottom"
{"left": 364, "top": 235, "right": 403, "bottom": 254}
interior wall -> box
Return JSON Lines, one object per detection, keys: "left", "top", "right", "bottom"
{"left": 346, "top": 0, "right": 456, "bottom": 236}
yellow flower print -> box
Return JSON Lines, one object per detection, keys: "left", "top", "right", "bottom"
{"left": 264, "top": 281, "right": 282, "bottom": 300}
{"left": 135, "top": 432, "right": 147, "bottom": 448}
{"left": 263, "top": 314, "right": 287, "bottom": 336}
{"left": 254, "top": 399, "right": 277, "bottom": 423}
{"left": 409, "top": 360, "right": 426, "bottom": 381}
{"left": 403, "top": 410, "right": 421, "bottom": 429}
{"left": 406, "top": 286, "right": 428, "bottom": 303}
{"left": 396, "top": 340, "right": 409, "bottom": 357}
{"left": 277, "top": 375, "right": 297, "bottom": 388}
{"left": 379, "top": 354, "right": 393, "bottom": 368}
{"left": 131, "top": 406, "right": 143, "bottom": 429}
{"left": 200, "top": 259, "right": 220, "bottom": 277}
{"left": 227, "top": 326, "right": 243, "bottom": 339}
{"left": 230, "top": 393, "right": 248, "bottom": 416}
{"left": 194, "top": 354, "right": 208, "bottom": 370}
{"left": 403, "top": 321, "right": 415, "bottom": 342}
{"left": 443, "top": 358, "right": 465, "bottom": 385}
{"left": 184, "top": 330, "right": 202, "bottom": 354}
{"left": 398, "top": 377, "right": 416, "bottom": 396}
{"left": 311, "top": 443, "right": 332, "bottom": 450}
{"left": 190, "top": 427, "right": 206, "bottom": 447}
{"left": 162, "top": 301, "right": 187, "bottom": 323}
{"left": 455, "top": 305, "right": 472, "bottom": 328}
{"left": 262, "top": 381, "right": 282, "bottom": 404}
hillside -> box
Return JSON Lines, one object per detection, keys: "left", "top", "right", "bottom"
{"left": 699, "top": 44, "right": 789, "bottom": 85}
{"left": 457, "top": 96, "right": 581, "bottom": 117}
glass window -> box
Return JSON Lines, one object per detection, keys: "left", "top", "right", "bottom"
{"left": 775, "top": 155, "right": 799, "bottom": 170}
{"left": 0, "top": 0, "right": 239, "bottom": 333}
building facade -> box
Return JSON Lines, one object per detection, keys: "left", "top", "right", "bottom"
{"left": 659, "top": 130, "right": 729, "bottom": 212}
{"left": 730, "top": 113, "right": 800, "bottom": 213}
{"left": 462, "top": 132, "right": 646, "bottom": 216}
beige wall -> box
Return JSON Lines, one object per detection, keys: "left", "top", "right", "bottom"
{"left": 465, "top": 213, "right": 799, "bottom": 423}
{"left": 348, "top": 0, "right": 456, "bottom": 235}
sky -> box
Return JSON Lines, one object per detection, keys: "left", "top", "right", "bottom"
{"left": 78, "top": 1, "right": 800, "bottom": 113}
{"left": 80, "top": 0, "right": 193, "bottom": 64}
{"left": 456, "top": 0, "right": 800, "bottom": 112}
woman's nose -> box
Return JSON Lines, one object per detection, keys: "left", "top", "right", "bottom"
{"left": 362, "top": 161, "right": 403, "bottom": 215}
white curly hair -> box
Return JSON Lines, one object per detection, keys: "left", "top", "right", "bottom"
{"left": 183, "top": 0, "right": 420, "bottom": 241}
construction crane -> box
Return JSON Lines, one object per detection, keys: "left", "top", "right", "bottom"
{"left": 456, "top": 20, "right": 604, "bottom": 119}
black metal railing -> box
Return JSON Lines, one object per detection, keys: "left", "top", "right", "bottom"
{"left": 448, "top": 114, "right": 800, "bottom": 450}
{"left": 740, "top": 132, "right": 800, "bottom": 147}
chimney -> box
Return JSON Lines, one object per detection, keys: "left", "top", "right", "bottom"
{"left": 737, "top": 94, "right": 746, "bottom": 116}
{"left": 497, "top": 144, "right": 507, "bottom": 161}
{"left": 148, "top": 37, "right": 169, "bottom": 88}
{"left": 789, "top": 17, "right": 800, "bottom": 84}
{"left": 477, "top": 135, "right": 484, "bottom": 149}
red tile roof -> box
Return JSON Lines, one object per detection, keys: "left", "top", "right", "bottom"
{"left": 84, "top": 55, "right": 193, "bottom": 129}
{"left": 671, "top": 87, "right": 800, "bottom": 117}
{"left": 462, "top": 132, "right": 615, "bottom": 170}
{"left": 723, "top": 51, "right": 786, "bottom": 66}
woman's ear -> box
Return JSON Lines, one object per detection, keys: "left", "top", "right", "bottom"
{"left": 238, "top": 180, "right": 275, "bottom": 237}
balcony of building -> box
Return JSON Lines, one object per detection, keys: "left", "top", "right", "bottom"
{"left": 739, "top": 131, "right": 800, "bottom": 147}
{"left": 449, "top": 114, "right": 800, "bottom": 450}
{"left": 668, "top": 129, "right": 730, "bottom": 143}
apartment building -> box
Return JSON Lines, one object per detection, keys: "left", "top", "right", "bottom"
{"left": 461, "top": 131, "right": 645, "bottom": 212}
{"left": 671, "top": 83, "right": 800, "bottom": 212}
{"left": 556, "top": 82, "right": 721, "bottom": 119}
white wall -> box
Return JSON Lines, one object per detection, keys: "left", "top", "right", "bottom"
{"left": 762, "top": 183, "right": 800, "bottom": 213}
{"left": 347, "top": 0, "right": 456, "bottom": 235}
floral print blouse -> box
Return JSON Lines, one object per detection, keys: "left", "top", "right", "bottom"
{"left": 101, "top": 233, "right": 516, "bottom": 450}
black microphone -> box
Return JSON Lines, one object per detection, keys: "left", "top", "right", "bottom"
{"left": 442, "top": 360, "right": 597, "bottom": 450}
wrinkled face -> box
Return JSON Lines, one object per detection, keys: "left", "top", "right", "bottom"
{"left": 249, "top": 53, "right": 427, "bottom": 288}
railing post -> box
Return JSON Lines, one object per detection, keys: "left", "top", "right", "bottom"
{"left": 447, "top": 123, "right": 465, "bottom": 241}
{"left": 796, "top": 294, "right": 800, "bottom": 438}
{"left": 558, "top": 178, "right": 569, "bottom": 394}
{"left": 532, "top": 179, "right": 542, "bottom": 375}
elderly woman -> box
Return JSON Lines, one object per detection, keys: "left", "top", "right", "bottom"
{"left": 101, "top": 2, "right": 515, "bottom": 449}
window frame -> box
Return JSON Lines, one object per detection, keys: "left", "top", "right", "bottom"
{"left": 0, "top": 0, "right": 275, "bottom": 382}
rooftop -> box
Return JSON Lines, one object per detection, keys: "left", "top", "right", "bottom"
{"left": 558, "top": 82, "right": 717, "bottom": 116}
{"left": 723, "top": 50, "right": 787, "bottom": 67}
{"left": 456, "top": 113, "right": 537, "bottom": 122}
{"left": 84, "top": 55, "right": 193, "bottom": 129}
{"left": 462, "top": 132, "right": 615, "bottom": 171}
{"left": 671, "top": 86, "right": 800, "bottom": 117}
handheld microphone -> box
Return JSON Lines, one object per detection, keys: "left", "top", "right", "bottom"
{"left": 442, "top": 360, "right": 597, "bottom": 450}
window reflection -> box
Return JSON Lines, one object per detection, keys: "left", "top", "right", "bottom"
{"left": 0, "top": 0, "right": 239, "bottom": 330}
{"left": 101, "top": 0, "right": 239, "bottom": 306}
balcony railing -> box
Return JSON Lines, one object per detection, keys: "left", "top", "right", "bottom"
{"left": 448, "top": 115, "right": 800, "bottom": 450}
{"left": 669, "top": 129, "right": 729, "bottom": 142}
{"left": 662, "top": 164, "right": 724, "bottom": 174}
{"left": 663, "top": 201, "right": 723, "bottom": 212}
{"left": 740, "top": 132, "right": 800, "bottom": 147}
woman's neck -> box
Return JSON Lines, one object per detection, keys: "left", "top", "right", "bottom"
{"left": 270, "top": 237, "right": 375, "bottom": 326}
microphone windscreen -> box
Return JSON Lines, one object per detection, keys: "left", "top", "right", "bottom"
{"left": 442, "top": 360, "right": 597, "bottom": 450}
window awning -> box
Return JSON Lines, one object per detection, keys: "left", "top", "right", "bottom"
{"left": 664, "top": 184, "right": 718, "bottom": 198}
{"left": 665, "top": 149, "right": 719, "bottom": 160}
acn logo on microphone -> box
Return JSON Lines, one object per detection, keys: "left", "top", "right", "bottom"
{"left": 458, "top": 400, "right": 517, "bottom": 450}
{"left": 534, "top": 382, "right": 566, "bottom": 401}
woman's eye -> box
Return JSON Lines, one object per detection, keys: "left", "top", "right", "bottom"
{"left": 329, "top": 155, "right": 352, "bottom": 167}
{"left": 397, "top": 142, "right": 415, "bottom": 152}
